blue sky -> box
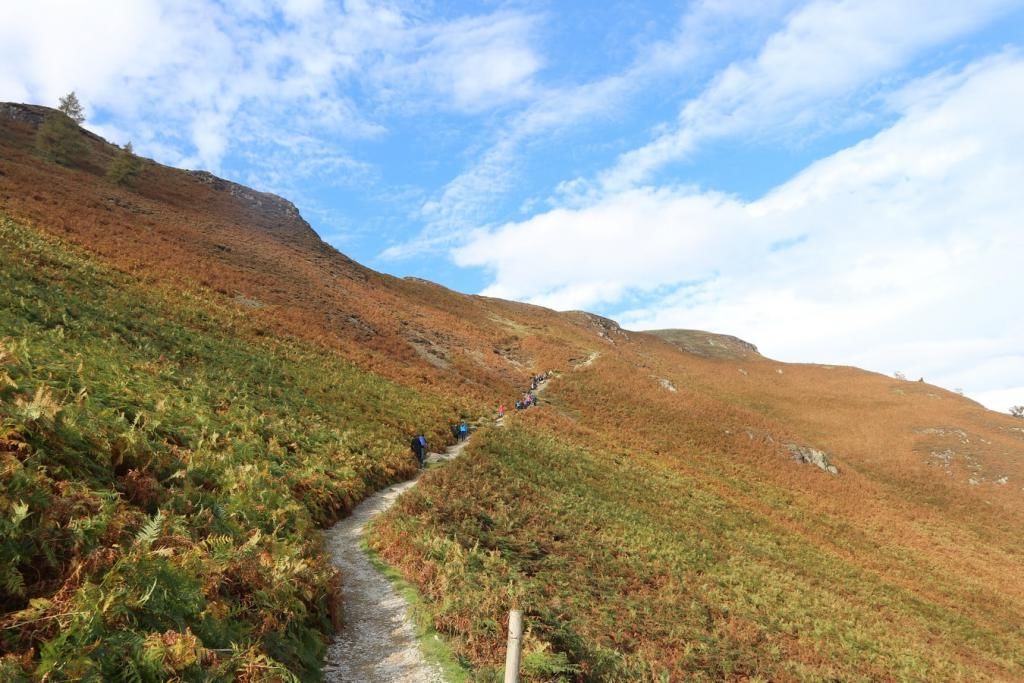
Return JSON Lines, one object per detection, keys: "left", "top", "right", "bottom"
{"left": 2, "top": 0, "right": 1023, "bottom": 411}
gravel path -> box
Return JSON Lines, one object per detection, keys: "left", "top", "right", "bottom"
{"left": 322, "top": 439, "right": 471, "bottom": 683}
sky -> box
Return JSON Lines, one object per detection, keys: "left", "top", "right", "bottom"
{"left": 2, "top": 0, "right": 1023, "bottom": 412}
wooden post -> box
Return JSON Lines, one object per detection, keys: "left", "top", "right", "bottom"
{"left": 504, "top": 609, "right": 524, "bottom": 683}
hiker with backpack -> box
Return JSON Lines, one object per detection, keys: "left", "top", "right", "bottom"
{"left": 458, "top": 421, "right": 469, "bottom": 441}
{"left": 410, "top": 433, "right": 428, "bottom": 468}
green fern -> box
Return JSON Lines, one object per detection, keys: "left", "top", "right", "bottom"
{"left": 2, "top": 562, "right": 26, "bottom": 597}
{"left": 133, "top": 510, "right": 164, "bottom": 550}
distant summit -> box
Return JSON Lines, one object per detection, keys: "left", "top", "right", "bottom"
{"left": 646, "top": 328, "right": 760, "bottom": 360}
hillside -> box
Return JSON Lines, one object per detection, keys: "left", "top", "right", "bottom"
{"left": 2, "top": 104, "right": 1023, "bottom": 681}
{"left": 646, "top": 329, "right": 761, "bottom": 360}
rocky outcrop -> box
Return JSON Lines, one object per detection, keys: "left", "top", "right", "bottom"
{"left": 786, "top": 443, "right": 839, "bottom": 476}
{"left": 1, "top": 102, "right": 111, "bottom": 147}
{"left": 0, "top": 102, "right": 48, "bottom": 126}
{"left": 564, "top": 311, "right": 630, "bottom": 343}
{"left": 186, "top": 170, "right": 309, "bottom": 229}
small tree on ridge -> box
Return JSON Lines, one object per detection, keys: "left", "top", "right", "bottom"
{"left": 58, "top": 92, "right": 85, "bottom": 124}
{"left": 107, "top": 141, "right": 142, "bottom": 187}
{"left": 36, "top": 113, "right": 84, "bottom": 166}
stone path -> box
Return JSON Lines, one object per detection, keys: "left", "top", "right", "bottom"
{"left": 322, "top": 372, "right": 552, "bottom": 681}
{"left": 322, "top": 439, "right": 470, "bottom": 682}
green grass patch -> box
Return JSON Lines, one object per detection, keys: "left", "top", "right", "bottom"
{"left": 0, "top": 215, "right": 476, "bottom": 680}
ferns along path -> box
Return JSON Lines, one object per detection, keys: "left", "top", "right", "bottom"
{"left": 324, "top": 437, "right": 473, "bottom": 682}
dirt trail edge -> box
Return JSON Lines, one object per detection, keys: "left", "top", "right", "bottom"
{"left": 322, "top": 438, "right": 472, "bottom": 682}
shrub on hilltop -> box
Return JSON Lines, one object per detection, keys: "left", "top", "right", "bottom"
{"left": 35, "top": 92, "right": 87, "bottom": 167}
{"left": 106, "top": 141, "right": 143, "bottom": 187}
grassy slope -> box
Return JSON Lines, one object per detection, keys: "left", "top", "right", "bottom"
{"left": 0, "top": 107, "right": 575, "bottom": 404}
{"left": 0, "top": 215, "right": 478, "bottom": 680}
{"left": 3, "top": 104, "right": 1024, "bottom": 681}
{"left": 0, "top": 108, "right": 594, "bottom": 679}
{"left": 374, "top": 346, "right": 1024, "bottom": 681}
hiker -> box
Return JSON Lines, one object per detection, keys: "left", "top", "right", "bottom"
{"left": 458, "top": 421, "right": 469, "bottom": 441}
{"left": 498, "top": 404, "right": 505, "bottom": 418}
{"left": 450, "top": 423, "right": 459, "bottom": 440}
{"left": 515, "top": 400, "right": 523, "bottom": 410}
{"left": 410, "top": 434, "right": 427, "bottom": 468}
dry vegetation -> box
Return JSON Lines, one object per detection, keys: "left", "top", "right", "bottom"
{"left": 375, "top": 343, "right": 1024, "bottom": 680}
{"left": 2, "top": 103, "right": 1023, "bottom": 680}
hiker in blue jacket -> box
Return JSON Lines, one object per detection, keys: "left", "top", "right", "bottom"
{"left": 458, "top": 421, "right": 468, "bottom": 441}
{"left": 410, "top": 434, "right": 427, "bottom": 468}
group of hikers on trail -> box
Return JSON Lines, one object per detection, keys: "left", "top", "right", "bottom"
{"left": 411, "top": 372, "right": 553, "bottom": 468}
{"left": 452, "top": 420, "right": 469, "bottom": 442}
{"left": 513, "top": 372, "right": 548, "bottom": 411}
{"left": 409, "top": 421, "right": 469, "bottom": 468}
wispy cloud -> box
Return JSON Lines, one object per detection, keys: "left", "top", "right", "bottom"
{"left": 601, "top": 0, "right": 1021, "bottom": 190}
{"left": 381, "top": 0, "right": 796, "bottom": 260}
{"left": 454, "top": 52, "right": 1024, "bottom": 403}
{"left": 0, "top": 0, "right": 543, "bottom": 175}
{"left": 372, "top": 11, "right": 544, "bottom": 113}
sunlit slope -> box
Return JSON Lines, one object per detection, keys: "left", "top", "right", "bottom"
{"left": 0, "top": 215, "right": 484, "bottom": 679}
{"left": 3, "top": 101, "right": 1023, "bottom": 681}
{"left": 0, "top": 103, "right": 593, "bottom": 400}
{"left": 375, "top": 335, "right": 1024, "bottom": 680}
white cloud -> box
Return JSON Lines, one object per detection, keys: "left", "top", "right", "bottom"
{"left": 455, "top": 52, "right": 1024, "bottom": 401}
{"left": 972, "top": 387, "right": 1024, "bottom": 414}
{"left": 0, "top": 0, "right": 540, "bottom": 172}
{"left": 382, "top": 0, "right": 796, "bottom": 260}
{"left": 602, "top": 0, "right": 1020, "bottom": 190}
{"left": 406, "top": 12, "right": 542, "bottom": 111}
{"left": 0, "top": 0, "right": 399, "bottom": 169}
{"left": 359, "top": 9, "right": 544, "bottom": 116}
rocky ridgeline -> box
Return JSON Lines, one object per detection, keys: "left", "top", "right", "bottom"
{"left": 1, "top": 101, "right": 324, "bottom": 247}
{"left": 0, "top": 102, "right": 47, "bottom": 126}
{"left": 1, "top": 102, "right": 107, "bottom": 144}
{"left": 186, "top": 170, "right": 309, "bottom": 230}
{"left": 565, "top": 310, "right": 631, "bottom": 343}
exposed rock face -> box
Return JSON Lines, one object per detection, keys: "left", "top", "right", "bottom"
{"left": 564, "top": 311, "right": 630, "bottom": 343}
{"left": 186, "top": 170, "right": 309, "bottom": 228}
{"left": 1, "top": 102, "right": 108, "bottom": 145}
{"left": 786, "top": 443, "right": 839, "bottom": 475}
{"left": 0, "top": 102, "right": 48, "bottom": 126}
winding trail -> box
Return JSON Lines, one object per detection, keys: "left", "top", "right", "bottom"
{"left": 322, "top": 374, "right": 552, "bottom": 681}
{"left": 322, "top": 438, "right": 471, "bottom": 682}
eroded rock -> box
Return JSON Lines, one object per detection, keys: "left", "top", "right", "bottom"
{"left": 786, "top": 443, "right": 839, "bottom": 476}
